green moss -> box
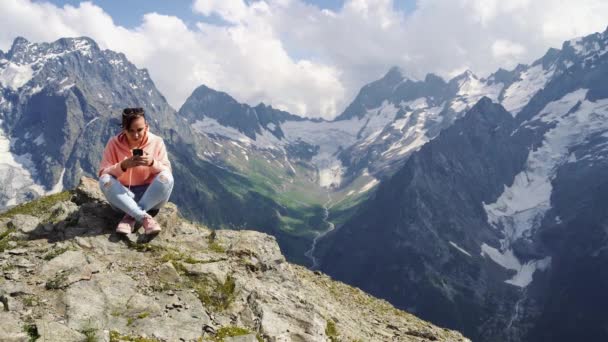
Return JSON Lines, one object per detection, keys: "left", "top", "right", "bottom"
{"left": 22, "top": 294, "right": 37, "bottom": 307}
{"left": 160, "top": 251, "right": 201, "bottom": 264}
{"left": 42, "top": 246, "right": 73, "bottom": 261}
{"left": 0, "top": 228, "right": 16, "bottom": 253}
{"left": 109, "top": 331, "right": 160, "bottom": 342}
{"left": 325, "top": 320, "right": 339, "bottom": 342}
{"left": 80, "top": 326, "right": 97, "bottom": 342}
{"left": 126, "top": 241, "right": 164, "bottom": 253}
{"left": 190, "top": 275, "right": 236, "bottom": 311}
{"left": 0, "top": 264, "right": 15, "bottom": 273}
{"left": 137, "top": 312, "right": 150, "bottom": 319}
{"left": 207, "top": 231, "right": 225, "bottom": 253}
{"left": 45, "top": 271, "right": 68, "bottom": 290}
{"left": 23, "top": 323, "right": 40, "bottom": 341}
{"left": 123, "top": 311, "right": 151, "bottom": 327}
{"left": 209, "top": 242, "right": 225, "bottom": 253}
{"left": 0, "top": 191, "right": 72, "bottom": 221}
{"left": 207, "top": 326, "right": 253, "bottom": 341}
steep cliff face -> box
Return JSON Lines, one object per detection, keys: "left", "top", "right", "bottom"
{"left": 319, "top": 27, "right": 608, "bottom": 342}
{"left": 0, "top": 177, "right": 470, "bottom": 342}
{"left": 320, "top": 99, "right": 531, "bottom": 340}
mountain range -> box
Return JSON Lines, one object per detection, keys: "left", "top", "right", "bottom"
{"left": 1, "top": 26, "right": 608, "bottom": 341}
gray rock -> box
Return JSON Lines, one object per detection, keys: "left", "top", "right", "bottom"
{"left": 0, "top": 311, "right": 28, "bottom": 341}
{"left": 40, "top": 250, "right": 98, "bottom": 288}
{"left": 13, "top": 257, "right": 35, "bottom": 268}
{"left": 0, "top": 280, "right": 32, "bottom": 297}
{"left": 46, "top": 201, "right": 79, "bottom": 228}
{"left": 74, "top": 177, "right": 106, "bottom": 204}
{"left": 128, "top": 290, "right": 210, "bottom": 341}
{"left": 35, "top": 320, "right": 87, "bottom": 342}
{"left": 74, "top": 237, "right": 92, "bottom": 249}
{"left": 7, "top": 214, "right": 40, "bottom": 236}
{"left": 180, "top": 261, "right": 229, "bottom": 283}
{"left": 125, "top": 293, "right": 162, "bottom": 316}
{"left": 0, "top": 288, "right": 8, "bottom": 311}
{"left": 79, "top": 235, "right": 126, "bottom": 255}
{"left": 65, "top": 272, "right": 138, "bottom": 331}
{"left": 156, "top": 262, "right": 182, "bottom": 284}
{"left": 0, "top": 218, "right": 9, "bottom": 235}
{"left": 220, "top": 230, "right": 285, "bottom": 271}
{"left": 225, "top": 334, "right": 259, "bottom": 342}
{"left": 7, "top": 248, "right": 28, "bottom": 255}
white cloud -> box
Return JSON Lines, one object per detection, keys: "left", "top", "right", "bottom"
{"left": 0, "top": 0, "right": 607, "bottom": 119}
{"left": 191, "top": 0, "right": 250, "bottom": 24}
{"left": 0, "top": 0, "right": 344, "bottom": 118}
{"left": 492, "top": 40, "right": 526, "bottom": 58}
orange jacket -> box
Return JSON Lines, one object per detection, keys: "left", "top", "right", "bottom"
{"left": 98, "top": 131, "right": 171, "bottom": 186}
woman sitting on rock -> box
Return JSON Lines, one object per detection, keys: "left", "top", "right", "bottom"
{"left": 98, "top": 107, "right": 174, "bottom": 234}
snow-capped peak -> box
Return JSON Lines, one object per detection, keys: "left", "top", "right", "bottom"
{"left": 563, "top": 29, "right": 608, "bottom": 62}
{"left": 0, "top": 37, "right": 103, "bottom": 91}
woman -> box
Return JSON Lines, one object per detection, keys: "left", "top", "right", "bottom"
{"left": 98, "top": 107, "right": 174, "bottom": 234}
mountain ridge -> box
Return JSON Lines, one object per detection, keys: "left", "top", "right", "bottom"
{"left": 318, "top": 26, "right": 608, "bottom": 342}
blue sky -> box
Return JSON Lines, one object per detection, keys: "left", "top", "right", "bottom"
{"left": 38, "top": 0, "right": 417, "bottom": 29}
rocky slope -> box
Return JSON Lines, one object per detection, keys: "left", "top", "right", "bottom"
{"left": 0, "top": 177, "right": 469, "bottom": 342}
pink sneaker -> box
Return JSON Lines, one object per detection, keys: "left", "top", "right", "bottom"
{"left": 116, "top": 214, "right": 135, "bottom": 234}
{"left": 142, "top": 214, "right": 162, "bottom": 235}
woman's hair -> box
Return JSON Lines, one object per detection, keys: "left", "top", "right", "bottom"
{"left": 121, "top": 107, "right": 145, "bottom": 129}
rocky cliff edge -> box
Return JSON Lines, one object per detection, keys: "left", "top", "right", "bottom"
{"left": 0, "top": 177, "right": 470, "bottom": 342}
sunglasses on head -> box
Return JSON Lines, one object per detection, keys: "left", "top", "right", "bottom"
{"left": 123, "top": 107, "right": 145, "bottom": 116}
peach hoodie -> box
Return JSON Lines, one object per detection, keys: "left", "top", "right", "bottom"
{"left": 98, "top": 131, "right": 171, "bottom": 187}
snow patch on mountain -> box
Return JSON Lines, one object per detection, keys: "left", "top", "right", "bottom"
{"left": 483, "top": 88, "right": 608, "bottom": 287}
{"left": 401, "top": 97, "right": 429, "bottom": 110}
{"left": 0, "top": 120, "right": 46, "bottom": 208}
{"left": 481, "top": 244, "right": 551, "bottom": 287}
{"left": 450, "top": 241, "right": 472, "bottom": 257}
{"left": 358, "top": 101, "right": 400, "bottom": 140}
{"left": 568, "top": 32, "right": 608, "bottom": 60}
{"left": 281, "top": 117, "right": 362, "bottom": 188}
{"left": 193, "top": 117, "right": 282, "bottom": 150}
{"left": 501, "top": 65, "right": 555, "bottom": 115}
{"left": 32, "top": 133, "right": 45, "bottom": 145}
{"left": 357, "top": 178, "right": 379, "bottom": 194}
{"left": 451, "top": 73, "right": 503, "bottom": 112}
{"left": 73, "top": 39, "right": 93, "bottom": 58}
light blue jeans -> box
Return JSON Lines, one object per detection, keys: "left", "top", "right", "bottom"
{"left": 99, "top": 170, "right": 174, "bottom": 222}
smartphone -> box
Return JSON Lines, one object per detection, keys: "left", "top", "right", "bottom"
{"left": 132, "top": 148, "right": 143, "bottom": 156}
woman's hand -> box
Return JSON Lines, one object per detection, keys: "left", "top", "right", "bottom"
{"left": 120, "top": 154, "right": 153, "bottom": 170}
{"left": 136, "top": 153, "right": 154, "bottom": 167}
{"left": 120, "top": 157, "right": 137, "bottom": 171}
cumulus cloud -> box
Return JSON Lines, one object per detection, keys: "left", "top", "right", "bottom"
{"left": 0, "top": 0, "right": 345, "bottom": 118}
{"left": 191, "top": 0, "right": 250, "bottom": 24}
{"left": 1, "top": 0, "right": 607, "bottom": 119}
{"left": 492, "top": 40, "right": 526, "bottom": 61}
